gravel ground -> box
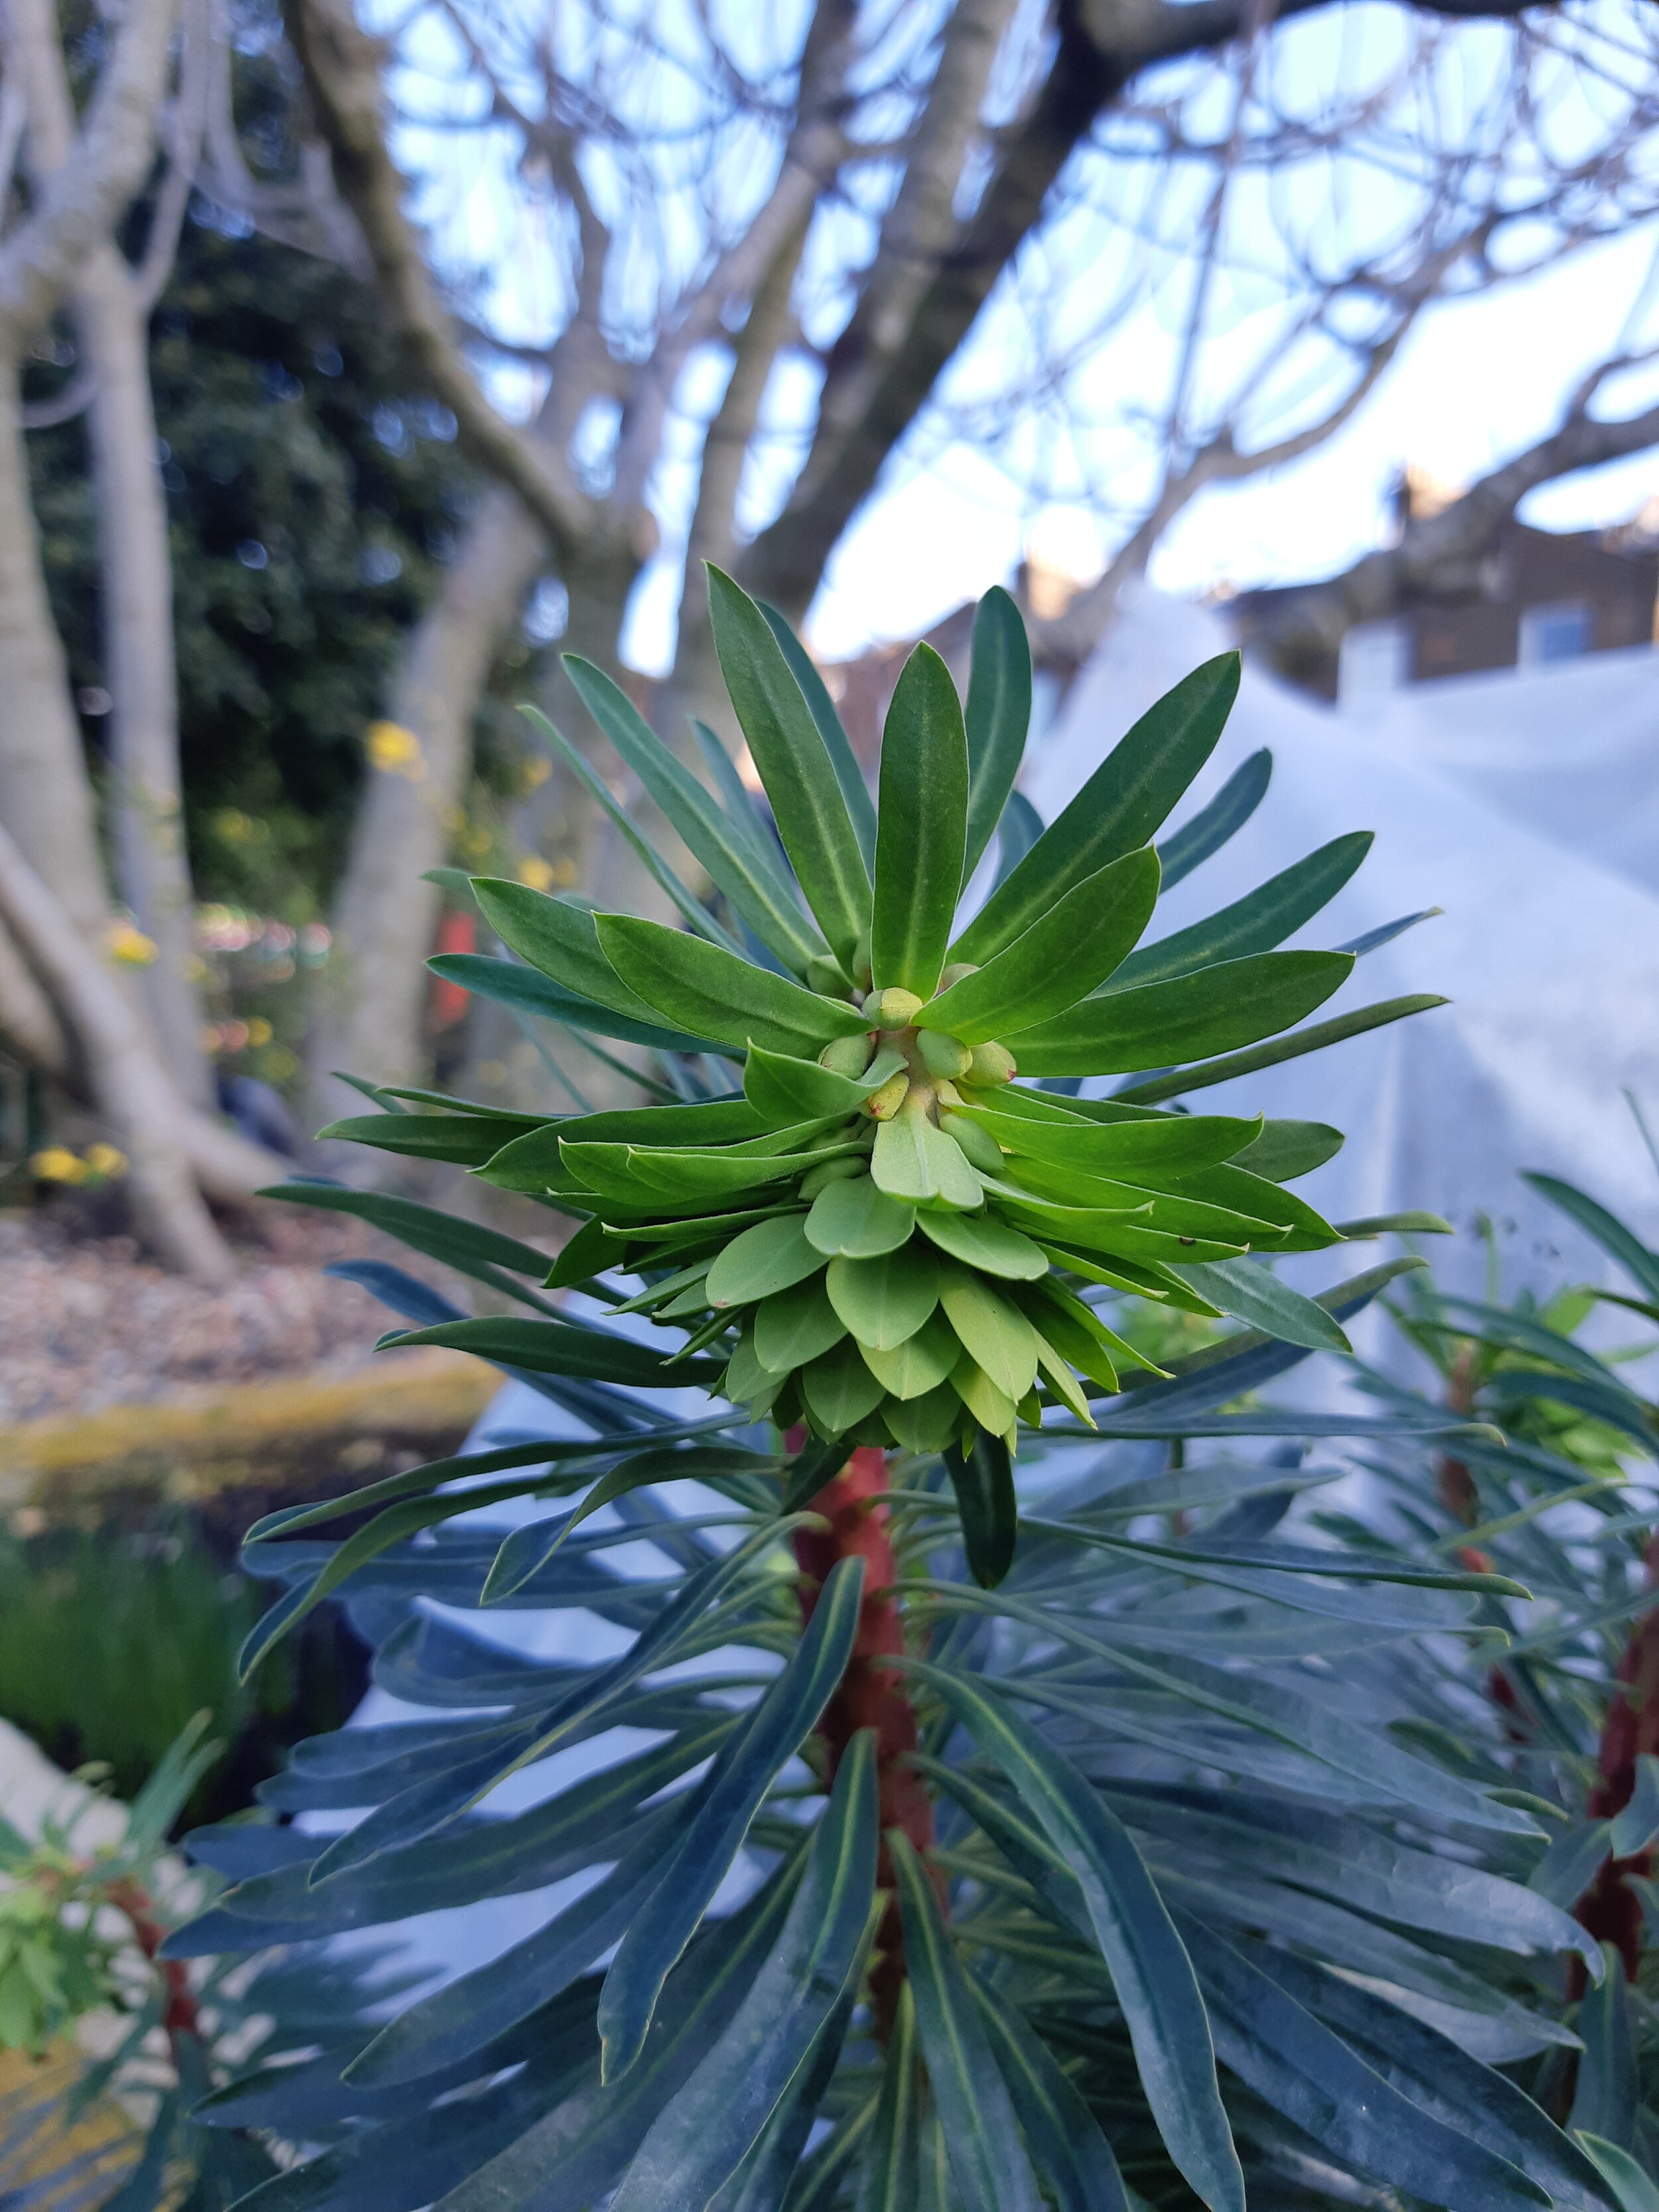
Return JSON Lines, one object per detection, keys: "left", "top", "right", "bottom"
{"left": 0, "top": 1205, "right": 529, "bottom": 1425}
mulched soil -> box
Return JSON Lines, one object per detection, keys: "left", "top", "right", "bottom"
{"left": 0, "top": 1203, "right": 527, "bottom": 1425}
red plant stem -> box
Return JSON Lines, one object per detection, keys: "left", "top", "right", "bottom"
{"left": 1571, "top": 1535, "right": 1659, "bottom": 1990}
{"left": 105, "top": 1876, "right": 202, "bottom": 2043}
{"left": 790, "top": 1437, "right": 934, "bottom": 2037}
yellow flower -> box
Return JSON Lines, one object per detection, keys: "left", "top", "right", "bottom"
{"left": 516, "top": 855, "right": 555, "bottom": 892}
{"left": 82, "top": 1143, "right": 127, "bottom": 1180}
{"left": 366, "top": 721, "right": 426, "bottom": 780}
{"left": 107, "top": 919, "right": 157, "bottom": 968}
{"left": 522, "top": 756, "right": 552, "bottom": 791}
{"left": 551, "top": 856, "right": 577, "bottom": 887}
{"left": 31, "top": 1148, "right": 86, "bottom": 1185}
{"left": 246, "top": 1017, "right": 273, "bottom": 1047}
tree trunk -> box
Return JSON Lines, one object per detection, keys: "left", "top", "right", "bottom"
{"left": 0, "top": 358, "right": 111, "bottom": 941}
{"left": 0, "top": 816, "right": 234, "bottom": 1283}
{"left": 306, "top": 482, "right": 544, "bottom": 1130}
{"left": 77, "top": 244, "right": 212, "bottom": 1104}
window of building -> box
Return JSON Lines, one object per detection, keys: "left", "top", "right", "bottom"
{"left": 1518, "top": 601, "right": 1592, "bottom": 667}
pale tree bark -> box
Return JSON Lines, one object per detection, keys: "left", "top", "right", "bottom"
{"left": 0, "top": 368, "right": 109, "bottom": 940}
{"left": 76, "top": 251, "right": 213, "bottom": 1101}
{"left": 308, "top": 482, "right": 543, "bottom": 1122}
{"left": 0, "top": 820, "right": 231, "bottom": 1282}
{"left": 8, "top": 0, "right": 212, "bottom": 1097}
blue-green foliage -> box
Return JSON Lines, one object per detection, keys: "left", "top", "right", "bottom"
{"left": 174, "top": 593, "right": 1627, "bottom": 2208}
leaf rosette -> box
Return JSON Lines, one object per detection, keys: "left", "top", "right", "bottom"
{"left": 321, "top": 569, "right": 1442, "bottom": 1467}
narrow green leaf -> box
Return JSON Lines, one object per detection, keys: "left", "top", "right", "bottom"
{"left": 1523, "top": 1173, "right": 1659, "bottom": 1307}
{"left": 758, "top": 597, "right": 879, "bottom": 871}
{"left": 914, "top": 1208, "right": 1048, "bottom": 1280}
{"left": 596, "top": 913, "right": 871, "bottom": 1056}
{"left": 1175, "top": 1257, "right": 1352, "bottom": 1353}
{"left": 384, "top": 1314, "right": 725, "bottom": 1389}
{"left": 474, "top": 880, "right": 677, "bottom": 1019}
{"left": 806, "top": 1175, "right": 916, "bottom": 1258}
{"left": 263, "top": 1180, "right": 559, "bottom": 1311}
{"left": 853, "top": 1984, "right": 923, "bottom": 2212}
{"left": 827, "top": 1242, "right": 940, "bottom": 1350}
{"left": 708, "top": 1215, "right": 824, "bottom": 1308}
{"left": 429, "top": 949, "right": 726, "bottom": 1056}
{"left": 745, "top": 1039, "right": 898, "bottom": 1124}
{"left": 1110, "top": 832, "right": 1372, "bottom": 990}
{"left": 952, "top": 653, "right": 1239, "bottom": 964}
{"left": 1113, "top": 992, "right": 1448, "bottom": 1104}
{"left": 889, "top": 1831, "right": 1046, "bottom": 2212}
{"left": 313, "top": 1109, "right": 541, "bottom": 1169}
{"left": 944, "top": 1432, "right": 1016, "bottom": 1587}
{"left": 1336, "top": 1210, "right": 1454, "bottom": 1238}
{"left": 1155, "top": 747, "right": 1271, "bottom": 891}
{"left": 962, "top": 585, "right": 1033, "bottom": 881}
{"left": 565, "top": 654, "right": 827, "bottom": 972}
{"left": 1571, "top": 1948, "right": 1636, "bottom": 2150}
{"left": 871, "top": 644, "right": 968, "bottom": 997}
{"left": 1012, "top": 951, "right": 1353, "bottom": 1077}
{"left": 519, "top": 705, "right": 747, "bottom": 954}
{"left": 920, "top": 850, "right": 1160, "bottom": 1044}
{"left": 1577, "top": 2134, "right": 1659, "bottom": 2212}
{"left": 609, "top": 1733, "right": 879, "bottom": 2212}
{"left": 709, "top": 567, "right": 871, "bottom": 965}
{"left": 958, "top": 1102, "right": 1258, "bottom": 1179}
{"left": 970, "top": 1986, "right": 1133, "bottom": 2212}
{"left": 599, "top": 1556, "right": 867, "bottom": 2077}
{"left": 871, "top": 1108, "right": 983, "bottom": 1209}
{"left": 917, "top": 1672, "right": 1244, "bottom": 2212}
{"left": 1230, "top": 1118, "right": 1344, "bottom": 1182}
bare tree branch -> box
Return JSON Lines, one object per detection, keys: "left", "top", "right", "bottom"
{"left": 282, "top": 0, "right": 593, "bottom": 556}
{"left": 0, "top": 0, "right": 181, "bottom": 334}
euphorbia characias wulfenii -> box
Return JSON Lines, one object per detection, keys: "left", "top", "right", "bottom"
{"left": 333, "top": 573, "right": 1434, "bottom": 1521}
{"left": 226, "top": 580, "right": 1612, "bottom": 2212}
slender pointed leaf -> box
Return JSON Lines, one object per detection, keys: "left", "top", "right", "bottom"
{"left": 872, "top": 643, "right": 970, "bottom": 998}
{"left": 1112, "top": 992, "right": 1447, "bottom": 1104}
{"left": 963, "top": 586, "right": 1033, "bottom": 880}
{"left": 1110, "top": 833, "right": 1372, "bottom": 990}
{"left": 1155, "top": 747, "right": 1271, "bottom": 890}
{"left": 595, "top": 913, "right": 868, "bottom": 1057}
{"left": 1011, "top": 952, "right": 1353, "bottom": 1077}
{"left": 758, "top": 597, "right": 879, "bottom": 871}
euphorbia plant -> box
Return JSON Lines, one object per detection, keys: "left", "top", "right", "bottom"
{"left": 183, "top": 582, "right": 1621, "bottom": 2211}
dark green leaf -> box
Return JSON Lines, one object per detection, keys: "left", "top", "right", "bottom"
{"left": 802, "top": 1337, "right": 887, "bottom": 1434}
{"left": 756, "top": 1274, "right": 848, "bottom": 1372}
{"left": 970, "top": 1986, "right": 1132, "bottom": 2212}
{"left": 1112, "top": 992, "right": 1447, "bottom": 1104}
{"left": 1155, "top": 747, "right": 1271, "bottom": 890}
{"left": 1230, "top": 1119, "right": 1344, "bottom": 1182}
{"left": 599, "top": 1555, "right": 867, "bottom": 2077}
{"left": 952, "top": 654, "right": 1238, "bottom": 964}
{"left": 963, "top": 586, "right": 1033, "bottom": 881}
{"left": 745, "top": 1039, "right": 899, "bottom": 1124}
{"left": 262, "top": 1181, "right": 558, "bottom": 1312}
{"left": 1110, "top": 832, "right": 1372, "bottom": 990}
{"left": 1523, "top": 1173, "right": 1659, "bottom": 1307}
{"left": 382, "top": 1315, "right": 727, "bottom": 1390}
{"left": 758, "top": 597, "right": 880, "bottom": 872}
{"left": 958, "top": 1102, "right": 1258, "bottom": 1179}
{"left": 596, "top": 914, "right": 869, "bottom": 1056}
{"left": 872, "top": 643, "right": 969, "bottom": 999}
{"left": 944, "top": 1432, "right": 1016, "bottom": 1587}
{"left": 916, "top": 1670, "right": 1243, "bottom": 2212}
{"left": 709, "top": 568, "right": 871, "bottom": 966}
{"left": 920, "top": 850, "right": 1160, "bottom": 1044}
{"left": 565, "top": 654, "right": 826, "bottom": 972}
{"left": 1174, "top": 1257, "right": 1352, "bottom": 1353}
{"left": 429, "top": 950, "right": 727, "bottom": 1056}
{"left": 1011, "top": 951, "right": 1352, "bottom": 1077}
{"left": 889, "top": 1830, "right": 1046, "bottom": 2212}
{"left": 853, "top": 1985, "right": 924, "bottom": 2212}
{"left": 608, "top": 1732, "right": 879, "bottom": 2211}
{"left": 314, "top": 1110, "right": 540, "bottom": 1168}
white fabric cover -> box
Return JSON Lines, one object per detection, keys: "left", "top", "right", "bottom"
{"left": 1026, "top": 583, "right": 1659, "bottom": 1297}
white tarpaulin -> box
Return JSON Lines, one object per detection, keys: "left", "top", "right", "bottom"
{"left": 1026, "top": 582, "right": 1659, "bottom": 1293}
{"left": 1360, "top": 638, "right": 1659, "bottom": 905}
